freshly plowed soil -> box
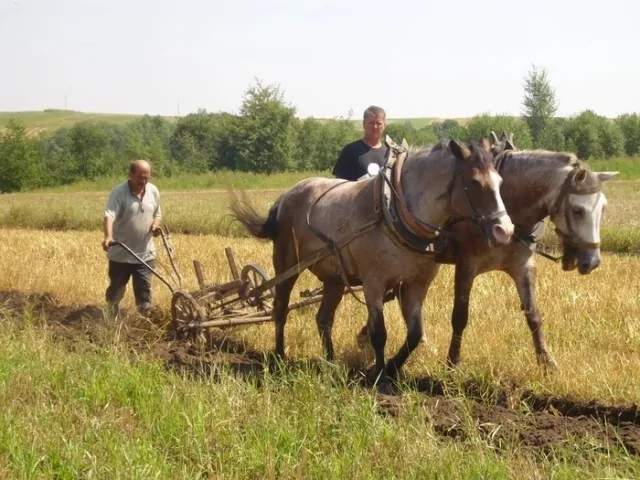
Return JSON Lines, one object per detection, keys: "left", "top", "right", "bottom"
{"left": 2, "top": 290, "right": 639, "bottom": 454}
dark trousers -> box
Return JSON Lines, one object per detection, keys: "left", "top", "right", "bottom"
{"left": 105, "top": 260, "right": 154, "bottom": 314}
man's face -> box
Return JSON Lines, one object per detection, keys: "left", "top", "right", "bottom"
{"left": 129, "top": 163, "right": 151, "bottom": 189}
{"left": 363, "top": 113, "right": 385, "bottom": 141}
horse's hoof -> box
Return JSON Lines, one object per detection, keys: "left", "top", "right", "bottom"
{"left": 365, "top": 366, "right": 386, "bottom": 386}
{"left": 376, "top": 380, "right": 397, "bottom": 395}
{"left": 538, "top": 353, "right": 558, "bottom": 372}
{"left": 446, "top": 355, "right": 460, "bottom": 368}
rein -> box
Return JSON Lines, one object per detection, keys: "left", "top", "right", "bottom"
{"left": 305, "top": 180, "right": 381, "bottom": 305}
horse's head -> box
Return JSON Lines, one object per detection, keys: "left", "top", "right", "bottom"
{"left": 489, "top": 130, "right": 516, "bottom": 156}
{"left": 448, "top": 139, "right": 514, "bottom": 247}
{"left": 550, "top": 168, "right": 618, "bottom": 274}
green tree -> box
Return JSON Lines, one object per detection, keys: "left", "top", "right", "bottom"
{"left": 538, "top": 118, "right": 566, "bottom": 151}
{"left": 466, "top": 114, "right": 532, "bottom": 148}
{"left": 599, "top": 120, "right": 624, "bottom": 158}
{"left": 432, "top": 119, "right": 468, "bottom": 142}
{"left": 0, "top": 120, "right": 41, "bottom": 192}
{"left": 564, "top": 110, "right": 603, "bottom": 159}
{"left": 123, "top": 115, "right": 174, "bottom": 175}
{"left": 234, "top": 81, "right": 296, "bottom": 173}
{"left": 615, "top": 113, "right": 640, "bottom": 156}
{"left": 522, "top": 66, "right": 558, "bottom": 146}
{"left": 385, "top": 121, "right": 416, "bottom": 144}
{"left": 170, "top": 110, "right": 220, "bottom": 172}
{"left": 67, "top": 122, "right": 112, "bottom": 179}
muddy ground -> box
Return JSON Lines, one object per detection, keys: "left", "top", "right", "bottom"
{"left": 1, "top": 290, "right": 639, "bottom": 455}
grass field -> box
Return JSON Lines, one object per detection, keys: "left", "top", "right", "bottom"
{"left": 0, "top": 229, "right": 639, "bottom": 477}
{"left": 2, "top": 179, "right": 638, "bottom": 254}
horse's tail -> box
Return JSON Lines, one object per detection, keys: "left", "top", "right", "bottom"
{"left": 230, "top": 191, "right": 279, "bottom": 241}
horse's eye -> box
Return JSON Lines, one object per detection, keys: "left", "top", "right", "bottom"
{"left": 572, "top": 207, "right": 585, "bottom": 218}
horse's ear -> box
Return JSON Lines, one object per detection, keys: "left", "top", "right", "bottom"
{"left": 575, "top": 168, "right": 588, "bottom": 184}
{"left": 449, "top": 139, "right": 470, "bottom": 161}
{"left": 505, "top": 132, "right": 516, "bottom": 150}
{"left": 479, "top": 137, "right": 491, "bottom": 152}
{"left": 490, "top": 131, "right": 499, "bottom": 146}
{"left": 595, "top": 171, "right": 619, "bottom": 182}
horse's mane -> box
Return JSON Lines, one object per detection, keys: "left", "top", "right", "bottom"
{"left": 501, "top": 149, "right": 579, "bottom": 171}
{"left": 497, "top": 149, "right": 580, "bottom": 184}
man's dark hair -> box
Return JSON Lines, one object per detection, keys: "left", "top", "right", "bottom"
{"left": 363, "top": 105, "right": 386, "bottom": 121}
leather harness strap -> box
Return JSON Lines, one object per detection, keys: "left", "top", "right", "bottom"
{"left": 391, "top": 151, "right": 439, "bottom": 240}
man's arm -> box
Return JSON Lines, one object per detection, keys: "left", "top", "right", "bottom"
{"left": 150, "top": 189, "right": 162, "bottom": 236}
{"left": 102, "top": 215, "right": 114, "bottom": 251}
{"left": 102, "top": 187, "right": 119, "bottom": 251}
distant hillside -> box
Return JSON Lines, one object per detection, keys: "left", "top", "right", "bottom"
{"left": 0, "top": 109, "right": 177, "bottom": 133}
{"left": 384, "top": 117, "right": 471, "bottom": 128}
{"left": 0, "top": 110, "right": 472, "bottom": 135}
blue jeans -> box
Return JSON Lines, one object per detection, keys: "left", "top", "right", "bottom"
{"left": 105, "top": 260, "right": 154, "bottom": 315}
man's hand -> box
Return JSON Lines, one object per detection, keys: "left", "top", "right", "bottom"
{"left": 102, "top": 237, "right": 113, "bottom": 252}
{"left": 150, "top": 224, "right": 161, "bottom": 237}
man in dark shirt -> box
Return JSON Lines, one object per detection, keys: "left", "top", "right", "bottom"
{"left": 333, "top": 105, "right": 389, "bottom": 181}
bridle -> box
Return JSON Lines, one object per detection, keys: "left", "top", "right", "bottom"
{"left": 379, "top": 143, "right": 508, "bottom": 252}
{"left": 550, "top": 167, "right": 603, "bottom": 251}
{"left": 443, "top": 150, "right": 508, "bottom": 245}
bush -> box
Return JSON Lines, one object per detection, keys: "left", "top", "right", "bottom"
{"left": 0, "top": 121, "right": 41, "bottom": 192}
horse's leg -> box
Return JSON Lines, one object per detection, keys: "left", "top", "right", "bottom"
{"left": 272, "top": 274, "right": 298, "bottom": 358}
{"left": 511, "top": 262, "right": 558, "bottom": 370}
{"left": 271, "top": 240, "right": 299, "bottom": 358}
{"left": 386, "top": 281, "right": 429, "bottom": 377}
{"left": 315, "top": 282, "right": 344, "bottom": 361}
{"left": 363, "top": 283, "right": 387, "bottom": 381}
{"left": 447, "top": 263, "right": 476, "bottom": 366}
{"left": 356, "top": 286, "right": 398, "bottom": 349}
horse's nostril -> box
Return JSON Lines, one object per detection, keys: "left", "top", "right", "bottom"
{"left": 492, "top": 224, "right": 512, "bottom": 245}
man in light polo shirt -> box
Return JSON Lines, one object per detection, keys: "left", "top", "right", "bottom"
{"left": 102, "top": 159, "right": 162, "bottom": 318}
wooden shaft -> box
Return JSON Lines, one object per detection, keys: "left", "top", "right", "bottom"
{"left": 225, "top": 247, "right": 240, "bottom": 280}
{"left": 195, "top": 316, "right": 272, "bottom": 328}
{"left": 193, "top": 260, "right": 206, "bottom": 290}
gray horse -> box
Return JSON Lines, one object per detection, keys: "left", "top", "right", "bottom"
{"left": 439, "top": 147, "right": 618, "bottom": 369}
{"left": 232, "top": 140, "right": 514, "bottom": 380}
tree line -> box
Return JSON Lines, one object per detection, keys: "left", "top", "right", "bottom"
{"left": 1, "top": 77, "right": 640, "bottom": 192}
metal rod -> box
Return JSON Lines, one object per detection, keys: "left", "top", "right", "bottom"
{"left": 108, "top": 241, "right": 175, "bottom": 294}
{"left": 159, "top": 227, "right": 182, "bottom": 287}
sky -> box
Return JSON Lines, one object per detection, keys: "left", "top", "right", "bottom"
{"left": 1, "top": 0, "right": 639, "bottom": 119}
